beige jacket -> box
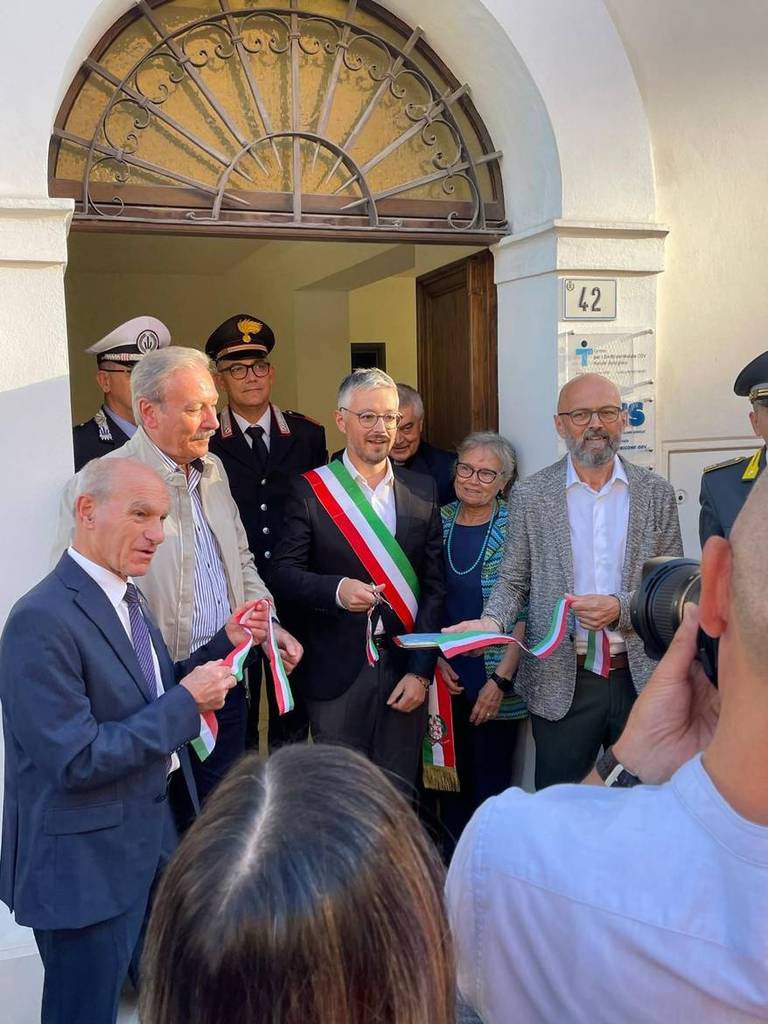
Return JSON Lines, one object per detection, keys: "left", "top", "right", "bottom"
{"left": 54, "top": 428, "right": 271, "bottom": 660}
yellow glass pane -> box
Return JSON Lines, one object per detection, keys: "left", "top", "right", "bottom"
{"left": 54, "top": 0, "right": 500, "bottom": 223}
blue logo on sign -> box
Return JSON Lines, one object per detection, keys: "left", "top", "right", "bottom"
{"left": 622, "top": 401, "right": 645, "bottom": 427}
{"left": 576, "top": 339, "right": 593, "bottom": 368}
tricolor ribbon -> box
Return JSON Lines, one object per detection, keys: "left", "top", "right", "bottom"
{"left": 395, "top": 595, "right": 612, "bottom": 679}
{"left": 191, "top": 603, "right": 295, "bottom": 762}
{"left": 263, "top": 607, "right": 295, "bottom": 715}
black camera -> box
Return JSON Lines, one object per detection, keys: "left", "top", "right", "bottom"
{"left": 630, "top": 557, "right": 719, "bottom": 684}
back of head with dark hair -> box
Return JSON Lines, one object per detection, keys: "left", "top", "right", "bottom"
{"left": 140, "top": 745, "right": 455, "bottom": 1024}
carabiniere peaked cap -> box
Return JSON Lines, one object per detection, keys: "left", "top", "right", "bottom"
{"left": 205, "top": 314, "right": 276, "bottom": 362}
{"left": 85, "top": 316, "right": 171, "bottom": 364}
{"left": 734, "top": 350, "right": 768, "bottom": 402}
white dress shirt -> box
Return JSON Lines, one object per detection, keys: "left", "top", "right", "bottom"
{"left": 446, "top": 755, "right": 768, "bottom": 1024}
{"left": 67, "top": 546, "right": 179, "bottom": 772}
{"left": 335, "top": 451, "right": 396, "bottom": 625}
{"left": 565, "top": 454, "right": 629, "bottom": 654}
{"left": 233, "top": 406, "right": 271, "bottom": 452}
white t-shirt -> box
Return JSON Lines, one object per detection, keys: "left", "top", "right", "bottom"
{"left": 446, "top": 755, "right": 768, "bottom": 1024}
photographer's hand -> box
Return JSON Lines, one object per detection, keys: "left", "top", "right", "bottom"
{"left": 600, "top": 603, "right": 720, "bottom": 785}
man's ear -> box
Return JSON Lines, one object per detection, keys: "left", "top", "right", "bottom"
{"left": 138, "top": 397, "right": 157, "bottom": 430}
{"left": 553, "top": 413, "right": 566, "bottom": 440}
{"left": 334, "top": 409, "right": 347, "bottom": 436}
{"left": 698, "top": 536, "right": 731, "bottom": 638}
{"left": 75, "top": 494, "right": 96, "bottom": 529}
{"left": 95, "top": 370, "right": 110, "bottom": 397}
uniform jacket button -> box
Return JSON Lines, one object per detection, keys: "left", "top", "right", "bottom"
{"left": 260, "top": 503, "right": 267, "bottom": 511}
{"left": 262, "top": 526, "right": 270, "bottom": 534}
{"left": 264, "top": 550, "right": 272, "bottom": 559}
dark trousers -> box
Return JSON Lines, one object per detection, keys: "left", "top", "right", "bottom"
{"left": 439, "top": 698, "right": 524, "bottom": 857}
{"left": 191, "top": 679, "right": 248, "bottom": 804}
{"left": 245, "top": 652, "right": 310, "bottom": 752}
{"left": 306, "top": 649, "right": 427, "bottom": 798}
{"left": 34, "top": 804, "right": 177, "bottom": 1024}
{"left": 531, "top": 666, "right": 637, "bottom": 789}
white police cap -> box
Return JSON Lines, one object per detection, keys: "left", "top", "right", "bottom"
{"left": 85, "top": 316, "right": 171, "bottom": 364}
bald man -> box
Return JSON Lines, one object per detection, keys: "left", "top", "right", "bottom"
{"left": 448, "top": 373, "right": 682, "bottom": 787}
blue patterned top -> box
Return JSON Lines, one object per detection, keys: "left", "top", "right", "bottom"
{"left": 441, "top": 499, "right": 528, "bottom": 721}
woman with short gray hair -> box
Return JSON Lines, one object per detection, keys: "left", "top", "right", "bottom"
{"left": 436, "top": 431, "right": 528, "bottom": 854}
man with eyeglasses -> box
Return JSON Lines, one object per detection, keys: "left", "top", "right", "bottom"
{"left": 447, "top": 372, "right": 682, "bottom": 788}
{"left": 270, "top": 367, "right": 445, "bottom": 792}
{"left": 72, "top": 316, "right": 171, "bottom": 471}
{"left": 207, "top": 314, "right": 326, "bottom": 751}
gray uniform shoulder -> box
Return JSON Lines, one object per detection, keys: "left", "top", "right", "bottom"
{"left": 702, "top": 455, "right": 748, "bottom": 475}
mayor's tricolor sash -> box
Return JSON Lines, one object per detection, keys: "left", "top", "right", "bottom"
{"left": 396, "top": 595, "right": 612, "bottom": 678}
{"left": 423, "top": 664, "right": 459, "bottom": 792}
{"left": 304, "top": 461, "right": 420, "bottom": 634}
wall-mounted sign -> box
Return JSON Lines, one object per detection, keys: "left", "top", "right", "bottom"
{"left": 558, "top": 329, "right": 656, "bottom": 468}
{"left": 562, "top": 278, "right": 617, "bottom": 320}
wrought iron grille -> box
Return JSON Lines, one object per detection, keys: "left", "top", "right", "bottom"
{"left": 50, "top": 0, "right": 506, "bottom": 241}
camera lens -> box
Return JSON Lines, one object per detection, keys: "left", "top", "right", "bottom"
{"left": 630, "top": 557, "right": 718, "bottom": 683}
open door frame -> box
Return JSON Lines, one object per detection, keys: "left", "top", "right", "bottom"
{"left": 416, "top": 249, "right": 498, "bottom": 451}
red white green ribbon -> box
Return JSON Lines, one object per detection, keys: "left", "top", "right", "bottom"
{"left": 366, "top": 607, "right": 380, "bottom": 666}
{"left": 423, "top": 665, "right": 459, "bottom": 791}
{"left": 191, "top": 609, "right": 253, "bottom": 762}
{"left": 263, "top": 606, "right": 295, "bottom": 715}
{"left": 395, "top": 595, "right": 612, "bottom": 679}
{"left": 304, "top": 461, "right": 420, "bottom": 631}
{"left": 584, "top": 627, "right": 611, "bottom": 677}
{"left": 191, "top": 603, "right": 295, "bottom": 761}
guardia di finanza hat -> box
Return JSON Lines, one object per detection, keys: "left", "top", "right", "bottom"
{"left": 734, "top": 350, "right": 768, "bottom": 403}
{"left": 205, "top": 314, "right": 275, "bottom": 362}
{"left": 85, "top": 316, "right": 170, "bottom": 365}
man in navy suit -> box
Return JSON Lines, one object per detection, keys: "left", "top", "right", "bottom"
{"left": 0, "top": 457, "right": 268, "bottom": 1024}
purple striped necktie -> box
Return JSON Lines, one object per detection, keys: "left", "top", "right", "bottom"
{"left": 124, "top": 583, "right": 161, "bottom": 701}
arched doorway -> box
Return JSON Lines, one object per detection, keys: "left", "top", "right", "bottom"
{"left": 49, "top": 0, "right": 506, "bottom": 243}
{"left": 49, "top": 0, "right": 509, "bottom": 449}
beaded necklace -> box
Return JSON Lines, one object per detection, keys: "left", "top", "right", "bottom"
{"left": 446, "top": 498, "right": 499, "bottom": 576}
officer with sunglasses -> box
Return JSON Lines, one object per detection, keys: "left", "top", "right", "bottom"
{"left": 207, "top": 314, "right": 327, "bottom": 751}
{"left": 72, "top": 316, "right": 171, "bottom": 471}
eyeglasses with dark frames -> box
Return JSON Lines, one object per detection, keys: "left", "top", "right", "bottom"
{"left": 557, "top": 405, "right": 622, "bottom": 426}
{"left": 219, "top": 361, "right": 271, "bottom": 380}
{"left": 339, "top": 408, "right": 402, "bottom": 430}
{"left": 456, "top": 462, "right": 501, "bottom": 484}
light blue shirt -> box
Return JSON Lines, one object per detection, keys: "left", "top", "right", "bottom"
{"left": 103, "top": 404, "right": 138, "bottom": 439}
{"left": 446, "top": 755, "right": 768, "bottom": 1023}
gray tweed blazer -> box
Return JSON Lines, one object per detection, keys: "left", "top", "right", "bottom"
{"left": 484, "top": 456, "right": 683, "bottom": 721}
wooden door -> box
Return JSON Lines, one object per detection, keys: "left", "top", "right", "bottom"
{"left": 416, "top": 249, "right": 497, "bottom": 452}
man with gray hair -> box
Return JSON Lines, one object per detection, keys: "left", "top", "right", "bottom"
{"left": 55, "top": 347, "right": 303, "bottom": 804}
{"left": 270, "top": 368, "right": 445, "bottom": 792}
{"left": 447, "top": 372, "right": 682, "bottom": 788}
{"left": 2, "top": 457, "right": 266, "bottom": 1024}
{"left": 388, "top": 382, "right": 457, "bottom": 505}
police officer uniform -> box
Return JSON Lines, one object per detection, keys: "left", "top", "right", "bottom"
{"left": 699, "top": 351, "right": 768, "bottom": 544}
{"left": 206, "top": 314, "right": 327, "bottom": 749}
{"left": 72, "top": 316, "right": 171, "bottom": 471}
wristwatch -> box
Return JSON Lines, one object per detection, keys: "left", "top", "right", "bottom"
{"left": 490, "top": 671, "right": 514, "bottom": 694}
{"left": 595, "top": 746, "right": 641, "bottom": 788}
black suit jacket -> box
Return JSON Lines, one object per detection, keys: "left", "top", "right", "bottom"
{"left": 72, "top": 409, "right": 131, "bottom": 472}
{"left": 269, "top": 465, "right": 445, "bottom": 700}
{"left": 209, "top": 405, "right": 327, "bottom": 581}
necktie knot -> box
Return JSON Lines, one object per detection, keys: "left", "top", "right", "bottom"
{"left": 246, "top": 425, "right": 264, "bottom": 442}
{"left": 124, "top": 582, "right": 140, "bottom": 606}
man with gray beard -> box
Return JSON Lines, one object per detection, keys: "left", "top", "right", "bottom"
{"left": 446, "top": 373, "right": 682, "bottom": 787}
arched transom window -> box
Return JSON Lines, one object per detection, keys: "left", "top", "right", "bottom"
{"left": 50, "top": 0, "right": 506, "bottom": 242}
